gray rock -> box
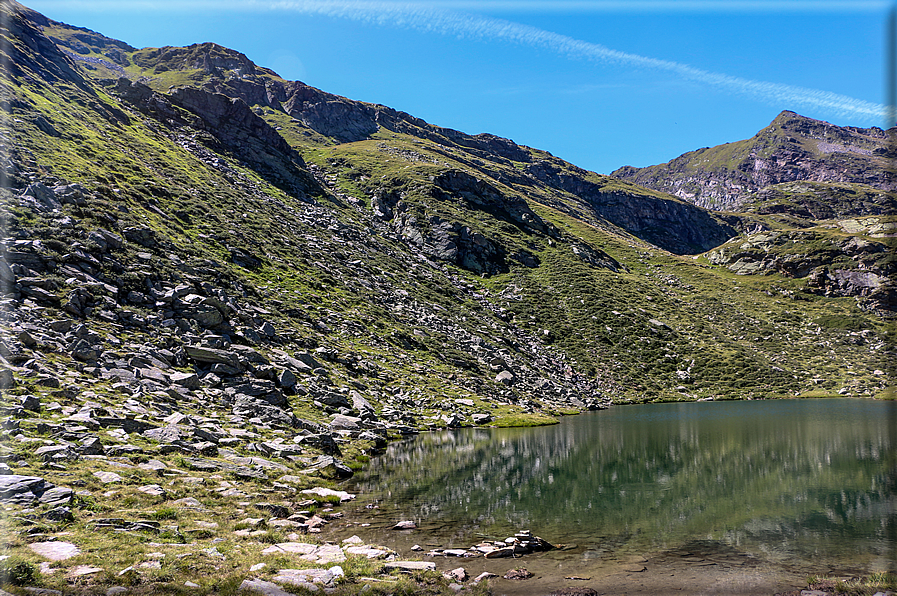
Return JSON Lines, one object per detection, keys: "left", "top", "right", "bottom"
{"left": 39, "top": 487, "right": 73, "bottom": 507}
{"left": 169, "top": 371, "right": 200, "bottom": 389}
{"left": 143, "top": 426, "right": 184, "bottom": 443}
{"left": 34, "top": 444, "right": 79, "bottom": 462}
{"left": 440, "top": 413, "right": 463, "bottom": 427}
{"left": 20, "top": 394, "right": 41, "bottom": 412}
{"left": 495, "top": 370, "right": 515, "bottom": 385}
{"left": 28, "top": 541, "right": 81, "bottom": 561}
{"left": 78, "top": 436, "right": 105, "bottom": 455}
{"left": 191, "top": 441, "right": 218, "bottom": 456}
{"left": 21, "top": 182, "right": 61, "bottom": 211}
{"left": 122, "top": 226, "right": 156, "bottom": 247}
{"left": 316, "top": 391, "right": 350, "bottom": 409}
{"left": 70, "top": 338, "right": 102, "bottom": 362}
{"left": 276, "top": 368, "right": 297, "bottom": 389}
{"left": 97, "top": 417, "right": 157, "bottom": 433}
{"left": 93, "top": 471, "right": 124, "bottom": 483}
{"left": 137, "top": 484, "right": 167, "bottom": 497}
{"left": 239, "top": 578, "right": 294, "bottom": 596}
{"left": 301, "top": 456, "right": 353, "bottom": 479}
{"left": 226, "top": 380, "right": 287, "bottom": 407}
{"left": 185, "top": 346, "right": 241, "bottom": 368}
{"left": 384, "top": 561, "right": 435, "bottom": 571}
{"left": 293, "top": 351, "right": 322, "bottom": 370}
{"left": 350, "top": 391, "right": 375, "bottom": 416}
{"left": 301, "top": 433, "right": 341, "bottom": 456}
{"left": 43, "top": 506, "right": 74, "bottom": 522}
{"left": 330, "top": 414, "right": 361, "bottom": 431}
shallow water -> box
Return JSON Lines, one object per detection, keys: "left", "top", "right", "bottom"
{"left": 347, "top": 399, "right": 897, "bottom": 576}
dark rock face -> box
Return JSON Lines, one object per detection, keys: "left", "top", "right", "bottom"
{"left": 612, "top": 111, "right": 895, "bottom": 211}
{"left": 525, "top": 160, "right": 736, "bottom": 254}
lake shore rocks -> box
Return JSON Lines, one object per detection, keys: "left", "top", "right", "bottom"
{"left": 422, "top": 530, "right": 555, "bottom": 559}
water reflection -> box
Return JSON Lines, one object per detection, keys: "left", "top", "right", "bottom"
{"left": 352, "top": 399, "right": 897, "bottom": 573}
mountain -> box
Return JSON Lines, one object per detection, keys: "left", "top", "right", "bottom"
{"left": 612, "top": 111, "right": 896, "bottom": 313}
{"left": 612, "top": 110, "right": 895, "bottom": 212}
{"left": 0, "top": 2, "right": 893, "bottom": 593}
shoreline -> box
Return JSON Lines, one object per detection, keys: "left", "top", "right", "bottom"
{"left": 322, "top": 395, "right": 895, "bottom": 594}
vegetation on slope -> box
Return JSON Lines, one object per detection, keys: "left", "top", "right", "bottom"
{"left": 0, "top": 2, "right": 893, "bottom": 594}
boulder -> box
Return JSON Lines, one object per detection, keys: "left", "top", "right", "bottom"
{"left": 384, "top": 561, "right": 435, "bottom": 571}
{"left": 185, "top": 346, "right": 241, "bottom": 368}
{"left": 0, "top": 475, "right": 55, "bottom": 504}
{"left": 329, "top": 414, "right": 361, "bottom": 431}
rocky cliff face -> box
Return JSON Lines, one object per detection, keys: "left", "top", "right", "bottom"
{"left": 612, "top": 111, "right": 894, "bottom": 212}
{"left": 523, "top": 159, "right": 735, "bottom": 254}
{"left": 611, "top": 111, "right": 896, "bottom": 308}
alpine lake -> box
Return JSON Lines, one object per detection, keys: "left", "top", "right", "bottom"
{"left": 325, "top": 398, "right": 897, "bottom": 595}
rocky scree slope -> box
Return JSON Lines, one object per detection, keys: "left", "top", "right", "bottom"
{"left": 0, "top": 2, "right": 893, "bottom": 593}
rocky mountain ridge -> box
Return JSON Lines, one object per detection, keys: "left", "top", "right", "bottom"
{"left": 43, "top": 18, "right": 736, "bottom": 256}
{"left": 612, "top": 110, "right": 894, "bottom": 212}
{"left": 612, "top": 111, "right": 895, "bottom": 310}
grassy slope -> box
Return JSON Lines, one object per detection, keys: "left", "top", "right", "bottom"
{"left": 14, "top": 12, "right": 891, "bottom": 403}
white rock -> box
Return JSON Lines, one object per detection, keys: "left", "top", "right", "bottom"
{"left": 384, "top": 561, "right": 436, "bottom": 571}
{"left": 93, "top": 471, "right": 123, "bottom": 483}
{"left": 473, "top": 571, "right": 498, "bottom": 583}
{"left": 28, "top": 541, "right": 81, "bottom": 561}
{"left": 239, "top": 578, "right": 294, "bottom": 596}
{"left": 301, "top": 487, "right": 355, "bottom": 502}
{"left": 70, "top": 565, "right": 104, "bottom": 577}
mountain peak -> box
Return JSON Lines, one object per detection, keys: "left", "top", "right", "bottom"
{"left": 612, "top": 110, "right": 893, "bottom": 211}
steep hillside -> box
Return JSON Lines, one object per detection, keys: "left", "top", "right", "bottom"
{"left": 612, "top": 112, "right": 896, "bottom": 309}
{"left": 41, "top": 17, "right": 736, "bottom": 256}
{"left": 612, "top": 110, "right": 894, "bottom": 212}
{"left": 0, "top": 2, "right": 893, "bottom": 594}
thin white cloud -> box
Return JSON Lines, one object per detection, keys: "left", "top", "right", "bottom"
{"left": 29, "top": 0, "right": 889, "bottom": 121}
{"left": 264, "top": 1, "right": 888, "bottom": 121}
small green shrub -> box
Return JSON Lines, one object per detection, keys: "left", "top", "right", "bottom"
{"left": 0, "top": 558, "right": 37, "bottom": 586}
{"left": 148, "top": 507, "right": 178, "bottom": 520}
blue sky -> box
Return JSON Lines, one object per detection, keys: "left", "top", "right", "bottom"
{"left": 24, "top": 0, "right": 893, "bottom": 174}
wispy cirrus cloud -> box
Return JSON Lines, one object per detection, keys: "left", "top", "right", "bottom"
{"left": 31, "top": 0, "right": 890, "bottom": 120}
{"left": 269, "top": 0, "right": 888, "bottom": 120}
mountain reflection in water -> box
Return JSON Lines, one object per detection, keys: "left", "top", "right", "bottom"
{"left": 350, "top": 398, "right": 897, "bottom": 573}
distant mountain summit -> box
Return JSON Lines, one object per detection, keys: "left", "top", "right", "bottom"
{"left": 612, "top": 110, "right": 894, "bottom": 213}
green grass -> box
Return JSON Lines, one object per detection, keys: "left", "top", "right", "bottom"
{"left": 491, "top": 412, "right": 559, "bottom": 427}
